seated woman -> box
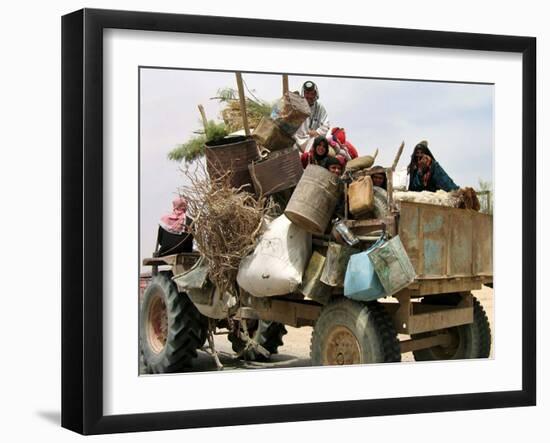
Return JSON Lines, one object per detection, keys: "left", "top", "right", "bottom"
{"left": 155, "top": 196, "right": 194, "bottom": 257}
{"left": 301, "top": 135, "right": 330, "bottom": 168}
{"left": 407, "top": 141, "right": 459, "bottom": 192}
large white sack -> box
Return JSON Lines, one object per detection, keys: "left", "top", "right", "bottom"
{"left": 237, "top": 214, "right": 312, "bottom": 297}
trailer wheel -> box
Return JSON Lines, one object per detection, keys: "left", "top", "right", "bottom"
{"left": 310, "top": 299, "right": 401, "bottom": 366}
{"left": 140, "top": 274, "right": 208, "bottom": 373}
{"left": 228, "top": 320, "right": 287, "bottom": 361}
{"left": 412, "top": 294, "right": 491, "bottom": 361}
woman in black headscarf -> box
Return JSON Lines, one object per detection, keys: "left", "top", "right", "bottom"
{"left": 407, "top": 141, "right": 459, "bottom": 192}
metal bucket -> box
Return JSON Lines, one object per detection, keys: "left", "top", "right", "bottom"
{"left": 205, "top": 136, "right": 259, "bottom": 190}
{"left": 284, "top": 164, "right": 342, "bottom": 234}
{"left": 248, "top": 147, "right": 303, "bottom": 196}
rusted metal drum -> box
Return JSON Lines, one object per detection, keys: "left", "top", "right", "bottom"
{"left": 205, "top": 136, "right": 259, "bottom": 190}
{"left": 248, "top": 147, "right": 303, "bottom": 195}
{"left": 284, "top": 164, "right": 341, "bottom": 234}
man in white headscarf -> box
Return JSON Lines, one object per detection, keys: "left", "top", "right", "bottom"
{"left": 293, "top": 80, "right": 330, "bottom": 153}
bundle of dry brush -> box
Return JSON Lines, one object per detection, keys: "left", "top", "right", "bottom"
{"left": 179, "top": 163, "right": 272, "bottom": 295}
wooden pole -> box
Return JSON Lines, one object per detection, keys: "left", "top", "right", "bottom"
{"left": 392, "top": 141, "right": 405, "bottom": 171}
{"left": 282, "top": 74, "right": 289, "bottom": 95}
{"left": 235, "top": 72, "right": 250, "bottom": 136}
{"left": 386, "top": 168, "right": 394, "bottom": 212}
{"left": 197, "top": 104, "right": 208, "bottom": 133}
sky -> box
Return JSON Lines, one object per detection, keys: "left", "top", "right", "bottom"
{"left": 140, "top": 68, "right": 494, "bottom": 267}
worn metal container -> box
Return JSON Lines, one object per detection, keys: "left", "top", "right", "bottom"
{"left": 320, "top": 242, "right": 360, "bottom": 287}
{"left": 344, "top": 243, "right": 385, "bottom": 301}
{"left": 300, "top": 251, "right": 332, "bottom": 304}
{"left": 348, "top": 175, "right": 374, "bottom": 216}
{"left": 205, "top": 136, "right": 259, "bottom": 190}
{"left": 368, "top": 235, "right": 416, "bottom": 296}
{"left": 252, "top": 117, "right": 296, "bottom": 152}
{"left": 248, "top": 147, "right": 303, "bottom": 195}
{"left": 284, "top": 164, "right": 342, "bottom": 234}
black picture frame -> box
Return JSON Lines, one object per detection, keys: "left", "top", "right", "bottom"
{"left": 61, "top": 8, "right": 536, "bottom": 435}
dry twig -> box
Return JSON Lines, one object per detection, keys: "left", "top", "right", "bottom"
{"left": 178, "top": 162, "right": 272, "bottom": 295}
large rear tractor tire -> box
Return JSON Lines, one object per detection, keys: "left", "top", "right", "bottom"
{"left": 310, "top": 298, "right": 401, "bottom": 366}
{"left": 412, "top": 293, "right": 491, "bottom": 361}
{"left": 228, "top": 320, "right": 288, "bottom": 361}
{"left": 140, "top": 274, "right": 208, "bottom": 373}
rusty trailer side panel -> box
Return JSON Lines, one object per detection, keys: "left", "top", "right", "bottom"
{"left": 398, "top": 201, "right": 493, "bottom": 281}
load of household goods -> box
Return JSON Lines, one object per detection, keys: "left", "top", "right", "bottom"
{"left": 174, "top": 91, "right": 481, "bottom": 318}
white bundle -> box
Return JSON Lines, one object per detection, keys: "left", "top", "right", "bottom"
{"left": 392, "top": 168, "right": 409, "bottom": 191}
{"left": 393, "top": 190, "right": 459, "bottom": 208}
{"left": 237, "top": 215, "right": 312, "bottom": 297}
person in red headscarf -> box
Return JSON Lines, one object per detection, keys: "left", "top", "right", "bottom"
{"left": 327, "top": 127, "right": 359, "bottom": 167}
{"left": 156, "top": 196, "right": 194, "bottom": 256}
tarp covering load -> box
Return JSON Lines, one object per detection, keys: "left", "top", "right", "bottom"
{"left": 237, "top": 214, "right": 312, "bottom": 297}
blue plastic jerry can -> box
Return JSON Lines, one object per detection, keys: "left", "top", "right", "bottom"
{"left": 343, "top": 237, "right": 386, "bottom": 301}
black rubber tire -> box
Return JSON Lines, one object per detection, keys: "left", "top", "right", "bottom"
{"left": 228, "top": 320, "right": 288, "bottom": 361}
{"left": 310, "top": 298, "right": 401, "bottom": 365}
{"left": 412, "top": 293, "right": 491, "bottom": 361}
{"left": 139, "top": 344, "right": 152, "bottom": 375}
{"left": 140, "top": 274, "right": 208, "bottom": 373}
{"left": 373, "top": 186, "right": 390, "bottom": 218}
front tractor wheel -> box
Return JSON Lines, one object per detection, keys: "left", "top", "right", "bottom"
{"left": 140, "top": 274, "right": 207, "bottom": 373}
{"left": 310, "top": 298, "right": 401, "bottom": 366}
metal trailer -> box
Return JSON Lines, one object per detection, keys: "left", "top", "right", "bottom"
{"left": 140, "top": 172, "right": 493, "bottom": 371}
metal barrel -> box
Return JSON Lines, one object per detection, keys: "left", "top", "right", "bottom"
{"left": 284, "top": 164, "right": 341, "bottom": 234}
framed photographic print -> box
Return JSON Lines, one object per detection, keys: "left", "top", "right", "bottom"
{"left": 62, "top": 8, "right": 536, "bottom": 435}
